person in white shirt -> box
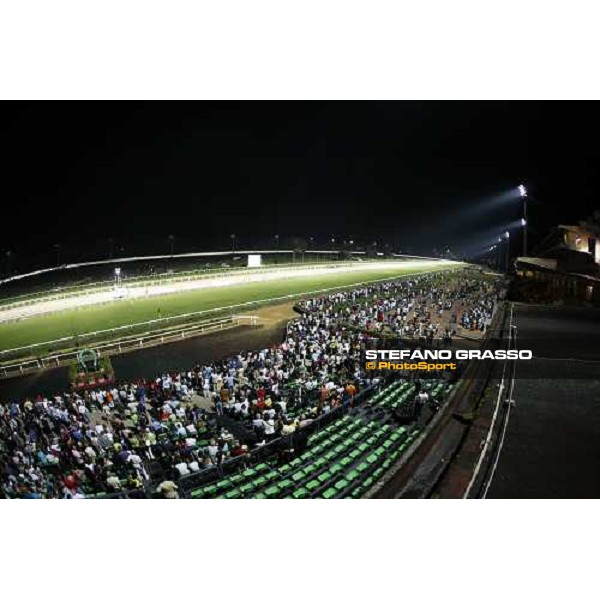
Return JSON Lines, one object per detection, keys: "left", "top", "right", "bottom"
{"left": 156, "top": 480, "right": 179, "bottom": 499}
{"left": 175, "top": 461, "right": 190, "bottom": 477}
{"left": 264, "top": 418, "right": 275, "bottom": 438}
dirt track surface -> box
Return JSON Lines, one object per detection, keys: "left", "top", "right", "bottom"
{"left": 0, "top": 301, "right": 299, "bottom": 400}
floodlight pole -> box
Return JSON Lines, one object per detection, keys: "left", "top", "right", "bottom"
{"left": 519, "top": 184, "right": 528, "bottom": 257}
{"left": 523, "top": 200, "right": 528, "bottom": 257}
{"left": 504, "top": 231, "right": 510, "bottom": 273}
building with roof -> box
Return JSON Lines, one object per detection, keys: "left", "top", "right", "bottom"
{"left": 514, "top": 220, "right": 600, "bottom": 304}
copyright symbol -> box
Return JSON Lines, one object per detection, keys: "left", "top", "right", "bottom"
{"left": 366, "top": 362, "right": 375, "bottom": 370}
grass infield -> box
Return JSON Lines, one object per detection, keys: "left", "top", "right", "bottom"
{"left": 0, "top": 263, "right": 460, "bottom": 352}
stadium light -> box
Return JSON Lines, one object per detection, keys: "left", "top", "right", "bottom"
{"left": 504, "top": 232, "right": 510, "bottom": 272}
{"left": 518, "top": 183, "right": 528, "bottom": 256}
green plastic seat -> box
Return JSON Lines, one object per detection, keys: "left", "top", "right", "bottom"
{"left": 277, "top": 479, "right": 293, "bottom": 491}
{"left": 292, "top": 471, "right": 305, "bottom": 483}
{"left": 317, "top": 471, "right": 332, "bottom": 484}
{"left": 322, "top": 488, "right": 337, "bottom": 499}
{"left": 264, "top": 486, "right": 279, "bottom": 498}
{"left": 334, "top": 479, "right": 349, "bottom": 492}
{"left": 253, "top": 476, "right": 267, "bottom": 488}
{"left": 340, "top": 456, "right": 352, "bottom": 467}
{"left": 202, "top": 484, "right": 218, "bottom": 497}
{"left": 224, "top": 489, "right": 241, "bottom": 499}
{"left": 351, "top": 487, "right": 364, "bottom": 499}
{"left": 264, "top": 471, "right": 279, "bottom": 482}
{"left": 255, "top": 463, "right": 269, "bottom": 472}
{"left": 329, "top": 463, "right": 344, "bottom": 475}
{"left": 254, "top": 493, "right": 266, "bottom": 499}
{"left": 366, "top": 453, "right": 378, "bottom": 464}
{"left": 292, "top": 487, "right": 309, "bottom": 499}
{"left": 349, "top": 450, "right": 361, "bottom": 460}
{"left": 278, "top": 464, "right": 292, "bottom": 474}
{"left": 303, "top": 465, "right": 317, "bottom": 476}
{"left": 346, "top": 469, "right": 361, "bottom": 482}
{"left": 357, "top": 462, "right": 370, "bottom": 473}
{"left": 240, "top": 482, "right": 256, "bottom": 495}
{"left": 306, "top": 479, "right": 320, "bottom": 492}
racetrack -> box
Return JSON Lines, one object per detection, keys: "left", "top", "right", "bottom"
{"left": 0, "top": 259, "right": 462, "bottom": 351}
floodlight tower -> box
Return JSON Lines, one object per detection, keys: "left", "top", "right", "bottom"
{"left": 519, "top": 184, "right": 528, "bottom": 256}
{"left": 504, "top": 231, "right": 510, "bottom": 272}
{"left": 114, "top": 267, "right": 122, "bottom": 288}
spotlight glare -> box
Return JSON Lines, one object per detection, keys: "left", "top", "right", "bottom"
{"left": 521, "top": 218, "right": 527, "bottom": 226}
{"left": 518, "top": 184, "right": 527, "bottom": 197}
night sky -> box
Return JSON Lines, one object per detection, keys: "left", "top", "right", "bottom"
{"left": 2, "top": 101, "right": 599, "bottom": 271}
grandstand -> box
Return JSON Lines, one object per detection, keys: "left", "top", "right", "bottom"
{"left": 181, "top": 380, "right": 454, "bottom": 500}
{"left": 0, "top": 263, "right": 498, "bottom": 499}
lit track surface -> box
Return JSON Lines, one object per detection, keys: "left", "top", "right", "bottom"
{"left": 0, "top": 260, "right": 454, "bottom": 325}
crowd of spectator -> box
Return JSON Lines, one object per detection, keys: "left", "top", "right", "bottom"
{"left": 0, "top": 269, "right": 497, "bottom": 498}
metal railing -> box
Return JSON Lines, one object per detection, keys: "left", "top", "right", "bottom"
{"left": 0, "top": 315, "right": 259, "bottom": 379}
